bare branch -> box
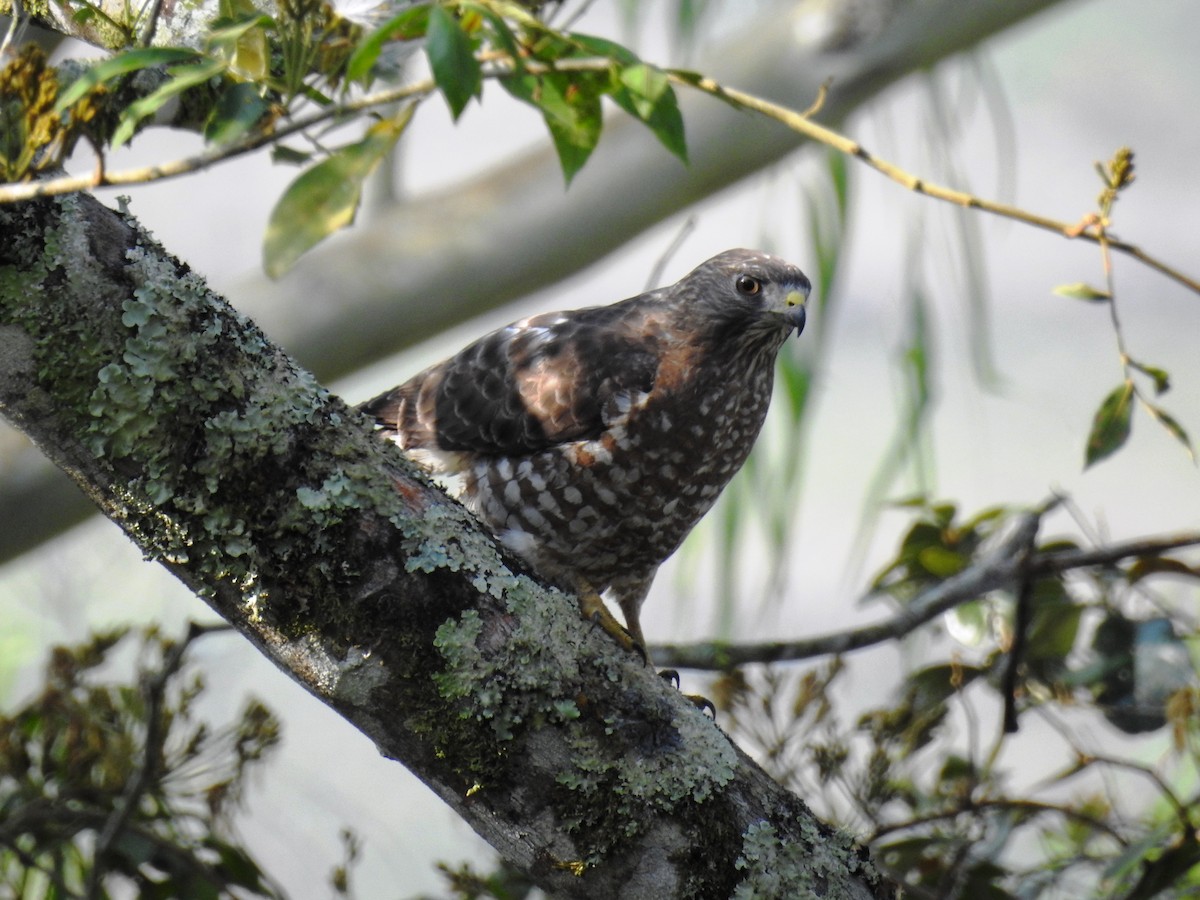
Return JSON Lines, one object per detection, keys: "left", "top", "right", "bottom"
{"left": 651, "top": 529, "right": 1200, "bottom": 671}
{"left": 670, "top": 75, "right": 1200, "bottom": 296}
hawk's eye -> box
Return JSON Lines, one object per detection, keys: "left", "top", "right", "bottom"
{"left": 735, "top": 274, "right": 762, "bottom": 296}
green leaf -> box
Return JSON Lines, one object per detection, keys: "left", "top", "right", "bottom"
{"left": 804, "top": 148, "right": 849, "bottom": 318}
{"left": 906, "top": 663, "right": 983, "bottom": 715}
{"left": 948, "top": 600, "right": 989, "bottom": 645}
{"left": 1127, "top": 556, "right": 1198, "bottom": 584}
{"left": 619, "top": 63, "right": 669, "bottom": 108}
{"left": 1128, "top": 358, "right": 1171, "bottom": 394}
{"left": 916, "top": 545, "right": 964, "bottom": 577}
{"left": 1052, "top": 282, "right": 1110, "bottom": 301}
{"left": 263, "top": 109, "right": 413, "bottom": 278}
{"left": 611, "top": 64, "right": 687, "bottom": 163}
{"left": 426, "top": 5, "right": 481, "bottom": 120}
{"left": 207, "top": 837, "right": 270, "bottom": 891}
{"left": 346, "top": 4, "right": 430, "bottom": 86}
{"left": 465, "top": 2, "right": 520, "bottom": 61}
{"left": 1145, "top": 403, "right": 1195, "bottom": 462}
{"left": 1025, "top": 580, "right": 1082, "bottom": 664}
{"left": 271, "top": 144, "right": 312, "bottom": 165}
{"left": 778, "top": 344, "right": 812, "bottom": 421}
{"left": 1084, "top": 381, "right": 1134, "bottom": 468}
{"left": 54, "top": 47, "right": 202, "bottom": 112}
{"left": 204, "top": 82, "right": 267, "bottom": 145}
{"left": 502, "top": 71, "right": 603, "bottom": 184}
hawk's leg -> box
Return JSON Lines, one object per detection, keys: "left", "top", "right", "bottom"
{"left": 584, "top": 585, "right": 715, "bottom": 713}
{"left": 578, "top": 587, "right": 647, "bottom": 663}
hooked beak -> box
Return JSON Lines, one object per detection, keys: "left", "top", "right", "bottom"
{"left": 784, "top": 288, "right": 808, "bottom": 335}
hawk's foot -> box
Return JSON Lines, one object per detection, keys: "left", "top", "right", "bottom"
{"left": 658, "top": 668, "right": 716, "bottom": 717}
{"left": 578, "top": 591, "right": 647, "bottom": 663}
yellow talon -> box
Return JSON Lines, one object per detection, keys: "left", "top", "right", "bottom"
{"left": 577, "top": 587, "right": 647, "bottom": 664}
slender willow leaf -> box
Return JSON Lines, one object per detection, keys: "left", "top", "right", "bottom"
{"left": 1145, "top": 403, "right": 1195, "bottom": 462}
{"left": 569, "top": 32, "right": 640, "bottom": 65}
{"left": 54, "top": 48, "right": 202, "bottom": 112}
{"left": 271, "top": 145, "right": 312, "bottom": 165}
{"left": 426, "top": 5, "right": 480, "bottom": 120}
{"left": 1129, "top": 358, "right": 1171, "bottom": 394}
{"left": 263, "top": 108, "right": 414, "bottom": 278}
{"left": 1052, "top": 282, "right": 1111, "bottom": 301}
{"left": 1084, "top": 381, "right": 1134, "bottom": 468}
{"left": 1127, "top": 556, "right": 1198, "bottom": 584}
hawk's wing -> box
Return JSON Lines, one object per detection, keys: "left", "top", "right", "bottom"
{"left": 360, "top": 302, "right": 662, "bottom": 456}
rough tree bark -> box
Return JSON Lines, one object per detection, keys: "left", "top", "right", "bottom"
{"left": 0, "top": 194, "right": 896, "bottom": 898}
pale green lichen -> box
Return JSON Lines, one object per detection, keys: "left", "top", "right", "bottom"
{"left": 397, "top": 501, "right": 522, "bottom": 600}
{"left": 432, "top": 555, "right": 740, "bottom": 866}
{"left": 432, "top": 575, "right": 584, "bottom": 742}
{"left": 2, "top": 197, "right": 358, "bottom": 607}
{"left": 550, "top": 701, "right": 739, "bottom": 865}
{"left": 734, "top": 818, "right": 866, "bottom": 899}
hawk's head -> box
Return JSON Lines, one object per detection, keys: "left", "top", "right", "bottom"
{"left": 674, "top": 249, "right": 810, "bottom": 350}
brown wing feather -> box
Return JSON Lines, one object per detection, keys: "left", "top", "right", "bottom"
{"left": 360, "top": 301, "right": 661, "bottom": 457}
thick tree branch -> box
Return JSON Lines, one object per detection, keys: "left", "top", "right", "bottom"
{"left": 0, "top": 194, "right": 896, "bottom": 898}
{"left": 0, "top": 0, "right": 211, "bottom": 52}
{"left": 652, "top": 529, "right": 1200, "bottom": 671}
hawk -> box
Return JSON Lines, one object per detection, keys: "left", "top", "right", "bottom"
{"left": 361, "top": 249, "right": 810, "bottom": 658}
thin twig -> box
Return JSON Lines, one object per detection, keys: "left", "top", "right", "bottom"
{"left": 666, "top": 73, "right": 1200, "bottom": 296}
{"left": 650, "top": 529, "right": 1200, "bottom": 671}
{"left": 0, "top": 81, "right": 436, "bottom": 203}
{"left": 1072, "top": 752, "right": 1195, "bottom": 833}
{"left": 1001, "top": 533, "right": 1040, "bottom": 733}
{"left": 644, "top": 214, "right": 697, "bottom": 291}
{"left": 83, "top": 622, "right": 226, "bottom": 899}
{"left": 6, "top": 56, "right": 1200, "bottom": 300}
{"left": 868, "top": 796, "right": 1128, "bottom": 845}
{"left": 5, "top": 47, "right": 1199, "bottom": 300}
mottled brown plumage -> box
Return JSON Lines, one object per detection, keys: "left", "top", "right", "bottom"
{"left": 361, "top": 249, "right": 810, "bottom": 655}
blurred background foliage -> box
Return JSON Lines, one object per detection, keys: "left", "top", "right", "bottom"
{"left": 2, "top": 0, "right": 1200, "bottom": 897}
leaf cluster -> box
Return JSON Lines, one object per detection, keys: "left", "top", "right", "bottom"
{"left": 716, "top": 500, "right": 1200, "bottom": 899}
{"left": 0, "top": 45, "right": 102, "bottom": 182}
{"left": 263, "top": 0, "right": 688, "bottom": 274}
{"left": 1048, "top": 148, "right": 1194, "bottom": 469}
{"left": 3, "top": 1, "right": 687, "bottom": 277}
{"left": 0, "top": 627, "right": 285, "bottom": 900}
